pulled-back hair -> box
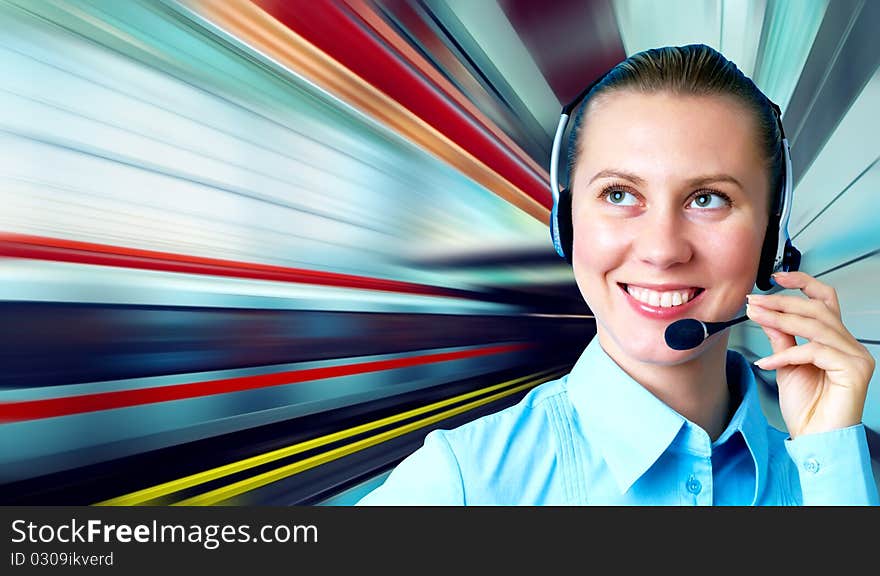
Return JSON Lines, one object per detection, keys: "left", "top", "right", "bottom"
{"left": 567, "top": 44, "right": 783, "bottom": 205}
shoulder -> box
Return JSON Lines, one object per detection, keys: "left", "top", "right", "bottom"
{"left": 356, "top": 424, "right": 465, "bottom": 505}
{"left": 442, "top": 374, "right": 570, "bottom": 450}
{"left": 357, "top": 374, "right": 573, "bottom": 505}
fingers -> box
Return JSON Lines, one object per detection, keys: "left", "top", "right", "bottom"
{"left": 770, "top": 271, "right": 841, "bottom": 316}
{"left": 754, "top": 341, "right": 874, "bottom": 390}
{"left": 749, "top": 270, "right": 873, "bottom": 364}
{"left": 757, "top": 323, "right": 795, "bottom": 356}
{"left": 754, "top": 341, "right": 841, "bottom": 372}
{"left": 755, "top": 272, "right": 875, "bottom": 437}
{"left": 749, "top": 270, "right": 862, "bottom": 357}
{"left": 746, "top": 301, "right": 864, "bottom": 357}
{"left": 746, "top": 292, "right": 847, "bottom": 339}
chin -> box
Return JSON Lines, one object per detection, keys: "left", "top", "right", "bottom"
{"left": 599, "top": 325, "right": 716, "bottom": 367}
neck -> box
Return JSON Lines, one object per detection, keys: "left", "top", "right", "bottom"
{"left": 597, "top": 330, "right": 732, "bottom": 441}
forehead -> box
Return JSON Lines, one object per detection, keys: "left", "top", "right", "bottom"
{"left": 575, "top": 91, "right": 765, "bottom": 187}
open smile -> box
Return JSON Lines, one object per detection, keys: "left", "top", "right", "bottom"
{"left": 617, "top": 282, "right": 706, "bottom": 319}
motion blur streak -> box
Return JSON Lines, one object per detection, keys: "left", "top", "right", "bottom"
{"left": 251, "top": 0, "right": 551, "bottom": 206}
{"left": 174, "top": 369, "right": 560, "bottom": 506}
{"left": 181, "top": 0, "right": 551, "bottom": 220}
{"left": 97, "top": 368, "right": 561, "bottom": 506}
{"left": 0, "top": 231, "right": 479, "bottom": 299}
{"left": 341, "top": 0, "right": 550, "bottom": 183}
{"left": 0, "top": 0, "right": 586, "bottom": 505}
{"left": 0, "top": 343, "right": 530, "bottom": 422}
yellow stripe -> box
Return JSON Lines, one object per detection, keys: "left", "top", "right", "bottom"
{"left": 95, "top": 367, "right": 562, "bottom": 506}
{"left": 174, "top": 373, "right": 556, "bottom": 506}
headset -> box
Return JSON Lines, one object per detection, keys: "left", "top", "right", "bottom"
{"left": 549, "top": 72, "right": 801, "bottom": 292}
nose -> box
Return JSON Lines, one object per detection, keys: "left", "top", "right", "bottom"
{"left": 632, "top": 206, "right": 694, "bottom": 268}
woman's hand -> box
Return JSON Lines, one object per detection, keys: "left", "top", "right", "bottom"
{"left": 746, "top": 271, "right": 875, "bottom": 438}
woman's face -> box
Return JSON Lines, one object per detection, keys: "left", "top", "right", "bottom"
{"left": 570, "top": 91, "right": 770, "bottom": 365}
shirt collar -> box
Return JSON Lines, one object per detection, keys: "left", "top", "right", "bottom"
{"left": 566, "top": 337, "right": 769, "bottom": 503}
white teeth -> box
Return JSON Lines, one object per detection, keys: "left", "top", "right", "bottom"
{"left": 625, "top": 285, "right": 697, "bottom": 308}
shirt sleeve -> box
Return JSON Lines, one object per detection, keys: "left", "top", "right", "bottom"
{"left": 783, "top": 423, "right": 879, "bottom": 506}
{"left": 355, "top": 429, "right": 465, "bottom": 506}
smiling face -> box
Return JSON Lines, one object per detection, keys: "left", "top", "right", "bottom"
{"left": 570, "top": 90, "right": 770, "bottom": 366}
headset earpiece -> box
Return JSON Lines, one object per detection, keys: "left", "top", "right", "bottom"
{"left": 550, "top": 187, "right": 573, "bottom": 263}
{"left": 549, "top": 77, "right": 602, "bottom": 265}
{"left": 754, "top": 104, "right": 801, "bottom": 291}
{"left": 755, "top": 212, "right": 781, "bottom": 292}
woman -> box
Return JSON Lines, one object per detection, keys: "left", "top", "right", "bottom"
{"left": 358, "top": 45, "right": 878, "bottom": 505}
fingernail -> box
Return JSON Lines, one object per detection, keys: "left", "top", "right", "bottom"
{"left": 753, "top": 358, "right": 768, "bottom": 368}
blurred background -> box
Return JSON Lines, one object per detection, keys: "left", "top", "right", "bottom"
{"left": 0, "top": 0, "right": 877, "bottom": 505}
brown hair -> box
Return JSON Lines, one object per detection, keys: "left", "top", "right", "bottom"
{"left": 567, "top": 44, "right": 783, "bottom": 206}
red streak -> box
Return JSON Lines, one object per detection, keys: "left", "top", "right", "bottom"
{"left": 0, "top": 232, "right": 474, "bottom": 299}
{"left": 254, "top": 0, "right": 551, "bottom": 210}
{"left": 0, "top": 343, "right": 530, "bottom": 422}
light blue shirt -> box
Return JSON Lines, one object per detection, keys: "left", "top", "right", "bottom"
{"left": 358, "top": 337, "right": 878, "bottom": 505}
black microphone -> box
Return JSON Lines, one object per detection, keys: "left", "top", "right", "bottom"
{"left": 664, "top": 315, "right": 749, "bottom": 350}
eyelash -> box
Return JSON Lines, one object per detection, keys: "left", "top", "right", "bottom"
{"left": 596, "top": 184, "right": 733, "bottom": 208}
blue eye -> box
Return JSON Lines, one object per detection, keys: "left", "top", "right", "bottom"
{"left": 689, "top": 192, "right": 729, "bottom": 209}
{"left": 602, "top": 188, "right": 638, "bottom": 206}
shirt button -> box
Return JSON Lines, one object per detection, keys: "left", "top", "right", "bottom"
{"left": 686, "top": 475, "right": 702, "bottom": 495}
{"left": 803, "top": 457, "right": 821, "bottom": 474}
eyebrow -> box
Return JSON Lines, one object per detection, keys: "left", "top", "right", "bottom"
{"left": 588, "top": 169, "right": 744, "bottom": 190}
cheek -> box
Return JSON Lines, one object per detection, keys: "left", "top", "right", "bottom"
{"left": 571, "top": 217, "right": 626, "bottom": 276}
{"left": 704, "top": 221, "right": 766, "bottom": 285}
